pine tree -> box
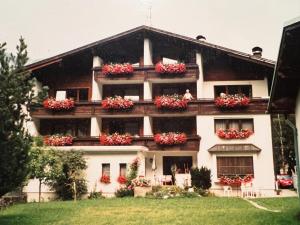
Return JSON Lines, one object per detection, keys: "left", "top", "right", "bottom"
{"left": 0, "top": 38, "right": 34, "bottom": 197}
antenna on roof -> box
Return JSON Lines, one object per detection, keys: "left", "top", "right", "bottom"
{"left": 140, "top": 0, "right": 153, "bottom": 26}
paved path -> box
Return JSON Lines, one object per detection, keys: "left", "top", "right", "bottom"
{"left": 243, "top": 198, "right": 281, "bottom": 212}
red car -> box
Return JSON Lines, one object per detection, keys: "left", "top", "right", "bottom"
{"left": 277, "top": 175, "right": 293, "bottom": 188}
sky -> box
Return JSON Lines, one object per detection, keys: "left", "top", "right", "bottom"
{"left": 0, "top": 0, "right": 299, "bottom": 63}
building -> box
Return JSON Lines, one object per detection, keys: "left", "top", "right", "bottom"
{"left": 268, "top": 17, "right": 300, "bottom": 191}
{"left": 24, "top": 26, "right": 276, "bottom": 200}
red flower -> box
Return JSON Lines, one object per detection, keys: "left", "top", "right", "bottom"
{"left": 100, "top": 133, "right": 133, "bottom": 145}
{"left": 43, "top": 135, "right": 73, "bottom": 146}
{"left": 102, "top": 96, "right": 134, "bottom": 110}
{"left": 117, "top": 175, "right": 127, "bottom": 184}
{"left": 154, "top": 94, "right": 188, "bottom": 109}
{"left": 43, "top": 98, "right": 75, "bottom": 110}
{"left": 102, "top": 63, "right": 134, "bottom": 76}
{"left": 154, "top": 132, "right": 187, "bottom": 145}
{"left": 216, "top": 128, "right": 253, "bottom": 139}
{"left": 155, "top": 63, "right": 186, "bottom": 74}
{"left": 219, "top": 175, "right": 252, "bottom": 186}
{"left": 215, "top": 94, "right": 250, "bottom": 108}
{"left": 100, "top": 175, "right": 111, "bottom": 184}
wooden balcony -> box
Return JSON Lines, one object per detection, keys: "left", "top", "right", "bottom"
{"left": 30, "top": 98, "right": 269, "bottom": 118}
{"left": 94, "top": 64, "right": 199, "bottom": 83}
{"left": 72, "top": 135, "right": 200, "bottom": 151}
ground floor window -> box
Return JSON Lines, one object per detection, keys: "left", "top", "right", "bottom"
{"left": 119, "top": 163, "right": 127, "bottom": 176}
{"left": 102, "top": 163, "right": 110, "bottom": 176}
{"left": 217, "top": 156, "right": 254, "bottom": 177}
{"left": 163, "top": 156, "right": 192, "bottom": 175}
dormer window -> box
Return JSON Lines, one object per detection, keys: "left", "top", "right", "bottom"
{"left": 214, "top": 85, "right": 252, "bottom": 98}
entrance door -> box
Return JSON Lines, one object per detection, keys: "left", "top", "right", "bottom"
{"left": 163, "top": 156, "right": 193, "bottom": 175}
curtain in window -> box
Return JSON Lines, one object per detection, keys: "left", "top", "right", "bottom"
{"left": 102, "top": 164, "right": 110, "bottom": 176}
{"left": 215, "top": 120, "right": 227, "bottom": 130}
{"left": 241, "top": 120, "right": 254, "bottom": 131}
{"left": 229, "top": 120, "right": 239, "bottom": 130}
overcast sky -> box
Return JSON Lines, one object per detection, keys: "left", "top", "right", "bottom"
{"left": 1, "top": 0, "right": 299, "bottom": 63}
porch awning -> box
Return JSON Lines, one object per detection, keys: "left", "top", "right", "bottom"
{"left": 208, "top": 144, "right": 261, "bottom": 153}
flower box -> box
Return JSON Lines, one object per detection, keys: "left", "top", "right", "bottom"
{"left": 43, "top": 135, "right": 73, "bottom": 146}
{"left": 216, "top": 129, "right": 253, "bottom": 139}
{"left": 155, "top": 62, "right": 186, "bottom": 74}
{"left": 99, "top": 133, "right": 133, "bottom": 145}
{"left": 154, "top": 94, "right": 188, "bottom": 109}
{"left": 43, "top": 98, "right": 75, "bottom": 111}
{"left": 219, "top": 175, "right": 252, "bottom": 186}
{"left": 215, "top": 94, "right": 250, "bottom": 108}
{"left": 100, "top": 175, "right": 111, "bottom": 184}
{"left": 102, "top": 96, "right": 134, "bottom": 110}
{"left": 154, "top": 132, "right": 187, "bottom": 145}
{"left": 117, "top": 176, "right": 127, "bottom": 184}
{"left": 102, "top": 63, "right": 134, "bottom": 76}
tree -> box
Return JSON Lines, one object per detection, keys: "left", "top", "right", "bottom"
{"left": 0, "top": 38, "right": 34, "bottom": 197}
{"left": 47, "top": 150, "right": 87, "bottom": 201}
{"left": 190, "top": 166, "right": 212, "bottom": 190}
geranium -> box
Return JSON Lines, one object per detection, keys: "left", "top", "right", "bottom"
{"left": 99, "top": 133, "right": 133, "bottom": 145}
{"left": 102, "top": 96, "right": 134, "bottom": 109}
{"left": 216, "top": 128, "right": 253, "bottom": 139}
{"left": 215, "top": 94, "right": 250, "bottom": 108}
{"left": 100, "top": 175, "right": 111, "bottom": 184}
{"left": 117, "top": 175, "right": 127, "bottom": 184}
{"left": 43, "top": 135, "right": 73, "bottom": 146}
{"left": 131, "top": 177, "right": 151, "bottom": 187}
{"left": 43, "top": 98, "right": 75, "bottom": 110}
{"left": 154, "top": 94, "right": 188, "bottom": 109}
{"left": 102, "top": 63, "right": 134, "bottom": 75}
{"left": 219, "top": 175, "right": 253, "bottom": 186}
{"left": 154, "top": 132, "right": 187, "bottom": 145}
{"left": 155, "top": 62, "right": 186, "bottom": 74}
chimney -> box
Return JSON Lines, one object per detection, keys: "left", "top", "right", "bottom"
{"left": 196, "top": 35, "right": 206, "bottom": 41}
{"left": 252, "top": 46, "right": 262, "bottom": 57}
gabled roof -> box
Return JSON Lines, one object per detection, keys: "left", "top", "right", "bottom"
{"left": 26, "top": 25, "right": 275, "bottom": 71}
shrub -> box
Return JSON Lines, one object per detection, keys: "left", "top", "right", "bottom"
{"left": 190, "top": 167, "right": 212, "bottom": 190}
{"left": 88, "top": 191, "right": 104, "bottom": 199}
{"left": 115, "top": 187, "right": 134, "bottom": 197}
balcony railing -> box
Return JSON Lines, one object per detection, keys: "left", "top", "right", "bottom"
{"left": 94, "top": 64, "right": 199, "bottom": 83}
{"left": 30, "top": 98, "right": 269, "bottom": 118}
{"left": 71, "top": 135, "right": 200, "bottom": 151}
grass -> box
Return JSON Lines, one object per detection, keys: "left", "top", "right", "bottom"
{"left": 0, "top": 197, "right": 299, "bottom": 225}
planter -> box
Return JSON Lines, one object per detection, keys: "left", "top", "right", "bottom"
{"left": 134, "top": 186, "right": 152, "bottom": 197}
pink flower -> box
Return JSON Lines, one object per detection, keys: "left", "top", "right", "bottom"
{"left": 155, "top": 63, "right": 186, "bottom": 74}
{"left": 102, "top": 63, "right": 134, "bottom": 76}
{"left": 154, "top": 132, "right": 187, "bottom": 145}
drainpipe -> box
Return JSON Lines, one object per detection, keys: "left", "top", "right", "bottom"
{"left": 285, "top": 119, "right": 300, "bottom": 198}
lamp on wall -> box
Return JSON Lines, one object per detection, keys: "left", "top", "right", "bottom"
{"left": 149, "top": 158, "right": 153, "bottom": 163}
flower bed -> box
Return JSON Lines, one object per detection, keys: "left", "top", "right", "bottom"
{"left": 132, "top": 177, "right": 151, "bottom": 187}
{"left": 102, "top": 63, "right": 134, "bottom": 75}
{"left": 102, "top": 96, "right": 134, "bottom": 110}
{"left": 154, "top": 132, "right": 187, "bottom": 145}
{"left": 43, "top": 135, "right": 73, "bottom": 146}
{"left": 219, "top": 175, "right": 252, "bottom": 186}
{"left": 99, "top": 133, "right": 133, "bottom": 145}
{"left": 216, "top": 129, "right": 253, "bottom": 139}
{"left": 43, "top": 98, "right": 75, "bottom": 110}
{"left": 215, "top": 94, "right": 250, "bottom": 108}
{"left": 117, "top": 176, "right": 127, "bottom": 184}
{"left": 155, "top": 62, "right": 186, "bottom": 74}
{"left": 100, "top": 175, "right": 111, "bottom": 184}
{"left": 154, "top": 94, "right": 188, "bottom": 109}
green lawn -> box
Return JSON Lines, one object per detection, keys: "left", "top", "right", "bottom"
{"left": 0, "top": 197, "right": 299, "bottom": 225}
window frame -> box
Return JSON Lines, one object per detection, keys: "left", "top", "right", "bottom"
{"left": 102, "top": 163, "right": 110, "bottom": 177}
{"left": 214, "top": 118, "right": 254, "bottom": 132}
{"left": 216, "top": 156, "right": 254, "bottom": 178}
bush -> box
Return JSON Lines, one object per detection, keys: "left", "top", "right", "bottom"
{"left": 88, "top": 191, "right": 104, "bottom": 199}
{"left": 115, "top": 187, "right": 134, "bottom": 197}
{"left": 190, "top": 167, "right": 212, "bottom": 190}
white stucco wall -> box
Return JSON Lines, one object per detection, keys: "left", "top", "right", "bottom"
{"left": 202, "top": 80, "right": 269, "bottom": 98}
{"left": 197, "top": 114, "right": 275, "bottom": 191}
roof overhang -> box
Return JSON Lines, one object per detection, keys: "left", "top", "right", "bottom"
{"left": 208, "top": 144, "right": 261, "bottom": 153}
{"left": 268, "top": 17, "right": 300, "bottom": 113}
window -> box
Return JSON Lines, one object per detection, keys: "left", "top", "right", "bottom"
{"left": 215, "top": 119, "right": 254, "bottom": 132}
{"left": 40, "top": 119, "right": 91, "bottom": 137}
{"left": 103, "top": 118, "right": 143, "bottom": 136}
{"left": 63, "top": 88, "right": 89, "bottom": 101}
{"left": 214, "top": 85, "right": 252, "bottom": 98}
{"left": 154, "top": 117, "right": 196, "bottom": 135}
{"left": 102, "top": 164, "right": 110, "bottom": 176}
{"left": 163, "top": 156, "right": 193, "bottom": 175}
{"left": 119, "top": 163, "right": 127, "bottom": 176}
{"left": 103, "top": 84, "right": 143, "bottom": 100}
{"left": 217, "top": 157, "right": 254, "bottom": 177}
